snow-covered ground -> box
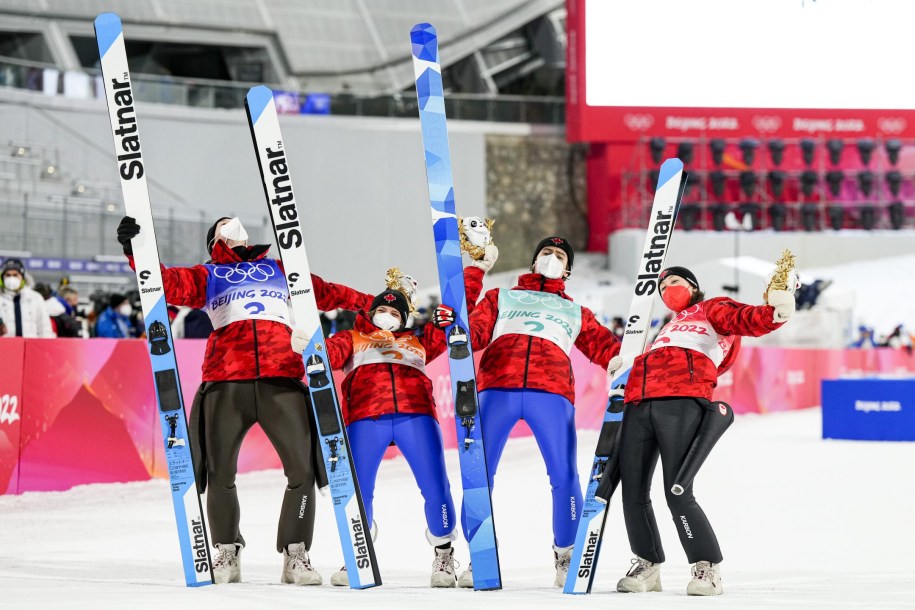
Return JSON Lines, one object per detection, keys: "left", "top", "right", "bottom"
{"left": 2, "top": 408, "right": 913, "bottom": 609}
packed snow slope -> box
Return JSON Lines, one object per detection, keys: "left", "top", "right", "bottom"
{"left": 1, "top": 408, "right": 913, "bottom": 609}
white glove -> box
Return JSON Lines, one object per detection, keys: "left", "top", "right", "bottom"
{"left": 291, "top": 327, "right": 309, "bottom": 353}
{"left": 606, "top": 355, "right": 623, "bottom": 379}
{"left": 767, "top": 290, "right": 795, "bottom": 323}
{"left": 609, "top": 386, "right": 626, "bottom": 400}
{"left": 470, "top": 244, "right": 499, "bottom": 273}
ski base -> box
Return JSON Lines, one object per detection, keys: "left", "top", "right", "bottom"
{"left": 245, "top": 85, "right": 380, "bottom": 589}
{"left": 411, "top": 22, "right": 501, "bottom": 590}
{"left": 95, "top": 11, "right": 213, "bottom": 587}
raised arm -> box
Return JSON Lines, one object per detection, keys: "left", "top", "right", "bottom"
{"left": 705, "top": 297, "right": 783, "bottom": 338}
{"left": 127, "top": 255, "right": 209, "bottom": 308}
{"left": 310, "top": 272, "right": 373, "bottom": 312}
{"left": 468, "top": 288, "right": 500, "bottom": 351}
{"left": 574, "top": 307, "right": 621, "bottom": 367}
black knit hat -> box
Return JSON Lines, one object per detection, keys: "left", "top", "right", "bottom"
{"left": 370, "top": 289, "right": 410, "bottom": 328}
{"left": 659, "top": 266, "right": 699, "bottom": 290}
{"left": 1, "top": 258, "right": 25, "bottom": 277}
{"left": 206, "top": 217, "right": 232, "bottom": 254}
{"left": 108, "top": 292, "right": 129, "bottom": 310}
{"left": 531, "top": 236, "right": 574, "bottom": 272}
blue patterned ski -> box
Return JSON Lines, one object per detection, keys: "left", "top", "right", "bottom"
{"left": 564, "top": 158, "right": 686, "bottom": 594}
{"left": 410, "top": 23, "right": 501, "bottom": 591}
{"left": 94, "top": 12, "right": 212, "bottom": 587}
{"left": 244, "top": 86, "right": 381, "bottom": 590}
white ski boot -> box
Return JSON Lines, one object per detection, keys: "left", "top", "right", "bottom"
{"left": 281, "top": 542, "right": 322, "bottom": 586}
{"left": 687, "top": 561, "right": 723, "bottom": 596}
{"left": 431, "top": 547, "right": 457, "bottom": 588}
{"left": 457, "top": 563, "right": 473, "bottom": 588}
{"left": 617, "top": 556, "right": 662, "bottom": 593}
{"left": 213, "top": 543, "right": 241, "bottom": 584}
{"left": 330, "top": 565, "right": 348, "bottom": 587}
{"left": 331, "top": 521, "right": 378, "bottom": 587}
{"left": 553, "top": 544, "right": 573, "bottom": 588}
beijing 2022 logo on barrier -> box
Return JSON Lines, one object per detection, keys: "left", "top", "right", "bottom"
{"left": 0, "top": 394, "right": 20, "bottom": 425}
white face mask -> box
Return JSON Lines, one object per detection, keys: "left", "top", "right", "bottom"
{"left": 373, "top": 312, "right": 401, "bottom": 332}
{"left": 535, "top": 254, "right": 566, "bottom": 279}
{"left": 3, "top": 275, "right": 22, "bottom": 292}
{"left": 118, "top": 304, "right": 133, "bottom": 317}
{"left": 219, "top": 218, "right": 249, "bottom": 246}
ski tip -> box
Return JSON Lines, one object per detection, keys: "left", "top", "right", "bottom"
{"left": 94, "top": 13, "right": 123, "bottom": 57}
{"left": 245, "top": 85, "right": 274, "bottom": 125}
{"left": 410, "top": 23, "right": 438, "bottom": 61}
{"left": 656, "top": 158, "right": 684, "bottom": 191}
{"left": 94, "top": 12, "right": 121, "bottom": 28}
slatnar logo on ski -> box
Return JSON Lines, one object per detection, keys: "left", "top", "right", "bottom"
{"left": 351, "top": 518, "right": 370, "bottom": 568}
{"left": 576, "top": 531, "right": 600, "bottom": 578}
{"left": 264, "top": 144, "right": 303, "bottom": 250}
{"left": 634, "top": 208, "right": 674, "bottom": 296}
{"left": 109, "top": 74, "right": 144, "bottom": 180}
{"left": 192, "top": 519, "right": 209, "bottom": 573}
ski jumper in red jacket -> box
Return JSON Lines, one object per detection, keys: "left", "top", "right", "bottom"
{"left": 616, "top": 266, "right": 792, "bottom": 590}
{"left": 118, "top": 215, "right": 372, "bottom": 570}
{"left": 462, "top": 238, "right": 621, "bottom": 567}
{"left": 316, "top": 265, "right": 486, "bottom": 565}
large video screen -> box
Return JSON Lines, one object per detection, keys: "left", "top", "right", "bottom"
{"left": 567, "top": 0, "right": 915, "bottom": 141}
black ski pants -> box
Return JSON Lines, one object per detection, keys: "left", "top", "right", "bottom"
{"left": 202, "top": 378, "right": 316, "bottom": 553}
{"left": 619, "top": 397, "right": 723, "bottom": 564}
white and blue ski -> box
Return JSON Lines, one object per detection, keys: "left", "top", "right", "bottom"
{"left": 564, "top": 158, "right": 686, "bottom": 594}
{"left": 410, "top": 23, "right": 501, "bottom": 591}
{"left": 244, "top": 85, "right": 381, "bottom": 590}
{"left": 94, "top": 12, "right": 212, "bottom": 587}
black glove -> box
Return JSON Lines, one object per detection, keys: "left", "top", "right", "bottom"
{"left": 117, "top": 216, "right": 141, "bottom": 255}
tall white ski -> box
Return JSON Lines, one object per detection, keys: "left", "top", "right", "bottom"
{"left": 94, "top": 12, "right": 212, "bottom": 587}
{"left": 244, "top": 85, "right": 381, "bottom": 589}
{"left": 564, "top": 158, "right": 686, "bottom": 594}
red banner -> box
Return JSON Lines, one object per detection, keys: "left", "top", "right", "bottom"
{"left": 0, "top": 338, "right": 24, "bottom": 494}
{"left": 1, "top": 339, "right": 913, "bottom": 495}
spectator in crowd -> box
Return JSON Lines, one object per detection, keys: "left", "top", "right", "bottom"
{"left": 320, "top": 308, "right": 356, "bottom": 338}
{"left": 95, "top": 293, "right": 135, "bottom": 338}
{"left": 611, "top": 316, "right": 625, "bottom": 338}
{"left": 34, "top": 282, "right": 83, "bottom": 338}
{"left": 883, "top": 325, "right": 913, "bottom": 354}
{"left": 0, "top": 258, "right": 53, "bottom": 338}
{"left": 849, "top": 325, "right": 877, "bottom": 349}
{"left": 795, "top": 278, "right": 832, "bottom": 311}
{"left": 171, "top": 306, "right": 215, "bottom": 339}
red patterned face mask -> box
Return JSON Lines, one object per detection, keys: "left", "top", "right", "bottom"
{"left": 662, "top": 284, "right": 692, "bottom": 312}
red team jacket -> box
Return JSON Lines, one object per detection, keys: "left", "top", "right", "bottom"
{"left": 325, "top": 267, "right": 485, "bottom": 424}
{"left": 130, "top": 243, "right": 370, "bottom": 382}
{"left": 624, "top": 296, "right": 784, "bottom": 404}
{"left": 469, "top": 273, "right": 620, "bottom": 403}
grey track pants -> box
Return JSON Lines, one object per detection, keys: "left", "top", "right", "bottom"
{"left": 197, "top": 378, "right": 317, "bottom": 553}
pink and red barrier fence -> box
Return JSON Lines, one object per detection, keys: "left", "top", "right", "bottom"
{"left": 1, "top": 338, "right": 912, "bottom": 495}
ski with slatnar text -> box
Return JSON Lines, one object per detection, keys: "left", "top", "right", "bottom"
{"left": 244, "top": 85, "right": 381, "bottom": 590}
{"left": 94, "top": 12, "right": 213, "bottom": 587}
{"left": 564, "top": 158, "right": 687, "bottom": 594}
{"left": 410, "top": 23, "right": 502, "bottom": 591}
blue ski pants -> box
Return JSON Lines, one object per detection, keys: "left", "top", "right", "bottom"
{"left": 461, "top": 388, "right": 583, "bottom": 548}
{"left": 348, "top": 413, "right": 456, "bottom": 542}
